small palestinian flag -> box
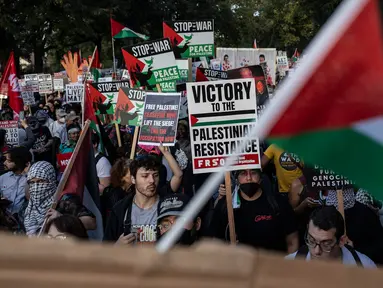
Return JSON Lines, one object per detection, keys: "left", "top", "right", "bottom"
{"left": 111, "top": 18, "right": 149, "bottom": 40}
{"left": 265, "top": 0, "right": 383, "bottom": 200}
{"left": 291, "top": 48, "right": 300, "bottom": 62}
{"left": 90, "top": 48, "right": 101, "bottom": 82}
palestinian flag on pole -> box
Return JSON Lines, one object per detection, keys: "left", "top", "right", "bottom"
{"left": 110, "top": 18, "right": 149, "bottom": 40}
{"left": 60, "top": 121, "right": 103, "bottom": 240}
{"left": 291, "top": 48, "right": 300, "bottom": 62}
{"left": 90, "top": 48, "right": 101, "bottom": 82}
{"left": 260, "top": 0, "right": 383, "bottom": 199}
{"left": 0, "top": 52, "right": 23, "bottom": 119}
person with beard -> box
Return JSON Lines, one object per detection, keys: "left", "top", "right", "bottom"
{"left": 28, "top": 116, "right": 54, "bottom": 164}
{"left": 24, "top": 161, "right": 57, "bottom": 236}
{"left": 104, "top": 150, "right": 183, "bottom": 245}
{"left": 157, "top": 194, "right": 201, "bottom": 246}
{"left": 209, "top": 169, "right": 299, "bottom": 253}
{"left": 0, "top": 147, "right": 32, "bottom": 221}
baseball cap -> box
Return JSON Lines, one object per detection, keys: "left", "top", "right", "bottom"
{"left": 56, "top": 109, "right": 67, "bottom": 118}
{"left": 65, "top": 114, "right": 80, "bottom": 121}
{"left": 157, "top": 194, "right": 190, "bottom": 221}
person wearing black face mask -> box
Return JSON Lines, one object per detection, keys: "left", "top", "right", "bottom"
{"left": 156, "top": 194, "right": 201, "bottom": 246}
{"left": 209, "top": 169, "right": 299, "bottom": 253}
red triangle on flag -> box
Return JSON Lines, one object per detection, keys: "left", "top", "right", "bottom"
{"left": 163, "top": 22, "right": 184, "bottom": 48}
{"left": 196, "top": 67, "right": 209, "bottom": 82}
{"left": 111, "top": 18, "right": 126, "bottom": 38}
{"left": 190, "top": 115, "right": 199, "bottom": 127}
{"left": 116, "top": 88, "right": 135, "bottom": 112}
{"left": 89, "top": 84, "right": 107, "bottom": 103}
{"left": 122, "top": 49, "right": 146, "bottom": 87}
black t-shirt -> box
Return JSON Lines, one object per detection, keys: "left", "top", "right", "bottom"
{"left": 235, "top": 192, "right": 297, "bottom": 252}
{"left": 32, "top": 126, "right": 52, "bottom": 162}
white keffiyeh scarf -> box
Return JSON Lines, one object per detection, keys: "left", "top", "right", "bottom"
{"left": 24, "top": 161, "right": 57, "bottom": 236}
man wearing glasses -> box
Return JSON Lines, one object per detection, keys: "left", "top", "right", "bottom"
{"left": 286, "top": 206, "right": 376, "bottom": 268}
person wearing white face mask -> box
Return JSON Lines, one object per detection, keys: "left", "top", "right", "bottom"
{"left": 49, "top": 109, "right": 67, "bottom": 141}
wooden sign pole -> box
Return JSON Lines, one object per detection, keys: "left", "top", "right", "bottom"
{"left": 225, "top": 172, "right": 236, "bottom": 244}
{"left": 336, "top": 189, "right": 346, "bottom": 235}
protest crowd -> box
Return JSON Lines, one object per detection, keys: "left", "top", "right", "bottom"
{"left": 0, "top": 10, "right": 382, "bottom": 274}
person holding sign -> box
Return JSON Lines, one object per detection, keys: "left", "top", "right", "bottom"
{"left": 210, "top": 169, "right": 299, "bottom": 253}
{"left": 104, "top": 145, "right": 183, "bottom": 245}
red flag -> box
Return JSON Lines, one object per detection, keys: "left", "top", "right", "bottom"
{"left": 0, "top": 52, "right": 23, "bottom": 117}
{"left": 84, "top": 84, "right": 98, "bottom": 123}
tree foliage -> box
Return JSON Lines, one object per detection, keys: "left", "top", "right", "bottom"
{"left": 0, "top": 0, "right": 342, "bottom": 73}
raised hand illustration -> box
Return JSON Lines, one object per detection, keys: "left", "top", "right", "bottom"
{"left": 61, "top": 51, "right": 91, "bottom": 83}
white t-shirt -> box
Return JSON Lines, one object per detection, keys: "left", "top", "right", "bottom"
{"left": 95, "top": 153, "right": 112, "bottom": 178}
{"left": 286, "top": 246, "right": 376, "bottom": 268}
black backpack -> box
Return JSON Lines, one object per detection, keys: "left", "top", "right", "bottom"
{"left": 295, "top": 244, "right": 362, "bottom": 267}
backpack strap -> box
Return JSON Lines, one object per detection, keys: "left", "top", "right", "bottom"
{"left": 344, "top": 244, "right": 362, "bottom": 267}
{"left": 295, "top": 245, "right": 309, "bottom": 259}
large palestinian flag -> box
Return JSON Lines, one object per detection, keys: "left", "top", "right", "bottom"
{"left": 264, "top": 0, "right": 383, "bottom": 199}
{"left": 60, "top": 121, "right": 103, "bottom": 240}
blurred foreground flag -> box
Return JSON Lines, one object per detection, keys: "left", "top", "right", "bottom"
{"left": 265, "top": 0, "right": 383, "bottom": 199}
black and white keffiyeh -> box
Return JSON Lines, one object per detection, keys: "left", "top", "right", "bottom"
{"left": 326, "top": 188, "right": 355, "bottom": 210}
{"left": 24, "top": 161, "right": 57, "bottom": 236}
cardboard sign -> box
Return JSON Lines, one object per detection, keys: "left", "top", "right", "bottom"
{"left": 65, "top": 84, "right": 84, "bottom": 103}
{"left": 24, "top": 74, "right": 39, "bottom": 93}
{"left": 196, "top": 66, "right": 269, "bottom": 112}
{"left": 56, "top": 152, "right": 73, "bottom": 173}
{"left": 98, "top": 77, "right": 113, "bottom": 83}
{"left": 115, "top": 87, "right": 146, "bottom": 126}
{"left": 21, "top": 91, "right": 35, "bottom": 105}
{"left": 276, "top": 55, "right": 289, "bottom": 76}
{"left": 0, "top": 121, "right": 19, "bottom": 147}
{"left": 122, "top": 38, "right": 180, "bottom": 88}
{"left": 305, "top": 165, "right": 354, "bottom": 190}
{"left": 53, "top": 78, "right": 65, "bottom": 91}
{"left": 138, "top": 92, "right": 181, "bottom": 146}
{"left": 186, "top": 79, "right": 261, "bottom": 174}
{"left": 38, "top": 74, "right": 53, "bottom": 94}
{"left": 163, "top": 20, "right": 215, "bottom": 58}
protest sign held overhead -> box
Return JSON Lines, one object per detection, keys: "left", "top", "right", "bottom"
{"left": 24, "top": 74, "right": 39, "bottom": 93}
{"left": 53, "top": 78, "right": 66, "bottom": 91}
{"left": 276, "top": 53, "right": 289, "bottom": 76}
{"left": 138, "top": 92, "right": 181, "bottom": 146}
{"left": 196, "top": 65, "right": 269, "bottom": 112}
{"left": 38, "top": 74, "right": 53, "bottom": 94}
{"left": 304, "top": 165, "right": 354, "bottom": 190}
{"left": 21, "top": 91, "right": 35, "bottom": 105}
{"left": 115, "top": 87, "right": 146, "bottom": 126}
{"left": 187, "top": 79, "right": 261, "bottom": 174}
{"left": 0, "top": 121, "right": 19, "bottom": 147}
{"left": 163, "top": 20, "right": 214, "bottom": 58}
{"left": 89, "top": 80, "right": 130, "bottom": 114}
{"left": 122, "top": 38, "right": 180, "bottom": 89}
{"left": 66, "top": 84, "right": 84, "bottom": 103}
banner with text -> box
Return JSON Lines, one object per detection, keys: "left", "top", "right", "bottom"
{"left": 138, "top": 92, "right": 181, "bottom": 146}
{"left": 115, "top": 87, "right": 146, "bottom": 126}
{"left": 0, "top": 121, "right": 19, "bottom": 147}
{"left": 187, "top": 79, "right": 261, "bottom": 174}
{"left": 57, "top": 152, "right": 73, "bottom": 173}
{"left": 66, "top": 84, "right": 84, "bottom": 103}
{"left": 122, "top": 38, "right": 180, "bottom": 90}
{"left": 163, "top": 20, "right": 214, "bottom": 58}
